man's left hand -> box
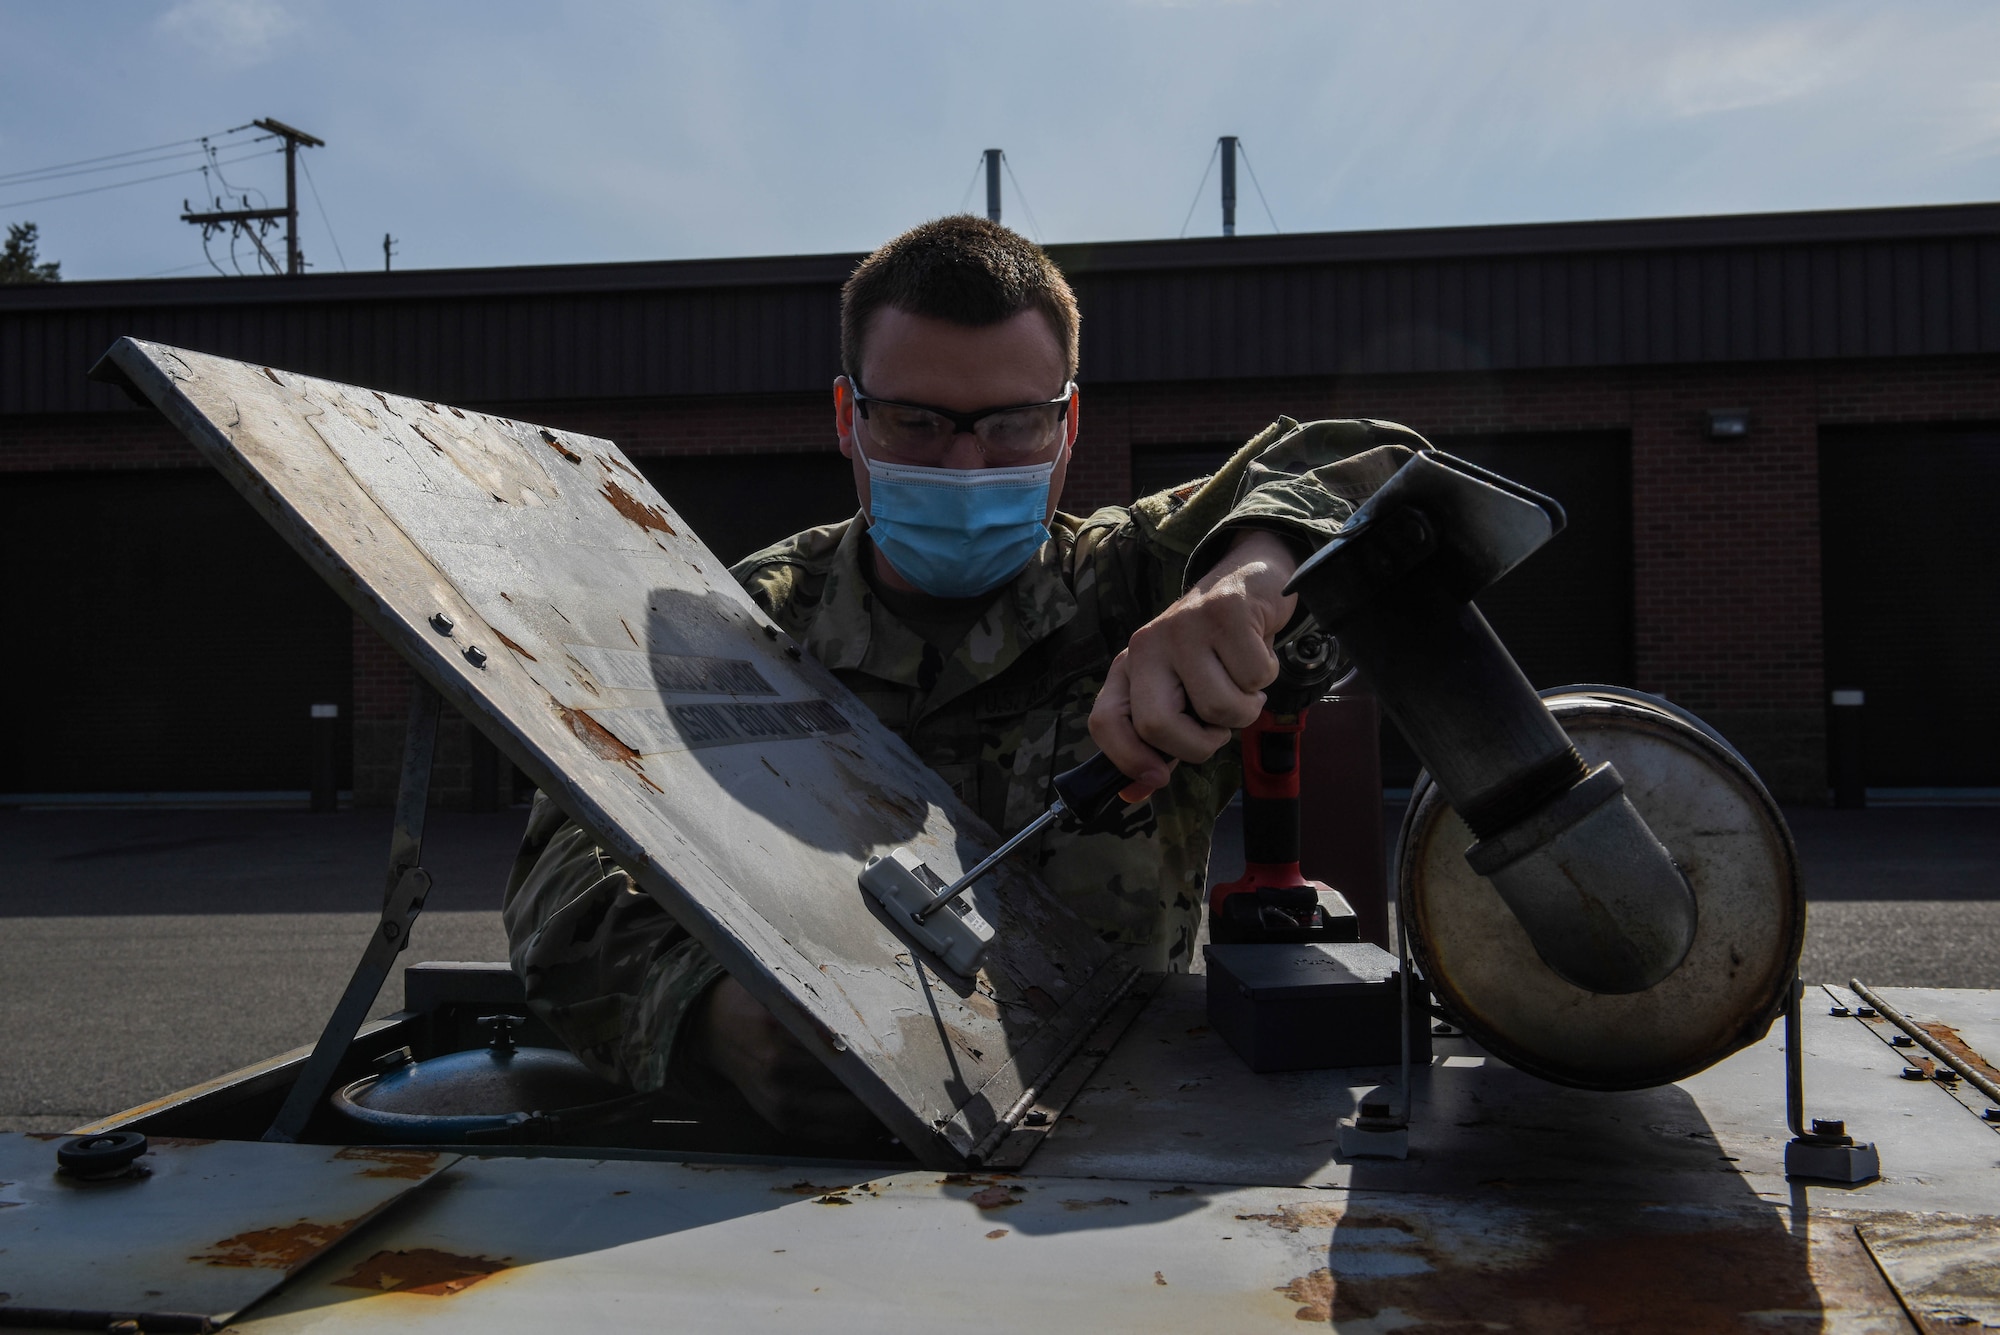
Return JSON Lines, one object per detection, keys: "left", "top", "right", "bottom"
{"left": 1088, "top": 529, "right": 1301, "bottom": 800}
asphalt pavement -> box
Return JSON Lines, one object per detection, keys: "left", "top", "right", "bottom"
{"left": 1, "top": 800, "right": 1994, "bottom": 1133}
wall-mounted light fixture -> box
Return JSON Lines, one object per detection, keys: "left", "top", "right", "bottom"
{"left": 1707, "top": 408, "right": 1750, "bottom": 440}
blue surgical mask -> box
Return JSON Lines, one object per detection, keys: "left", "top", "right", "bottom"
{"left": 859, "top": 447, "right": 1062, "bottom": 599}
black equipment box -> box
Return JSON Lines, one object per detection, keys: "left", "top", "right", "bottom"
{"left": 1203, "top": 941, "right": 1432, "bottom": 1073}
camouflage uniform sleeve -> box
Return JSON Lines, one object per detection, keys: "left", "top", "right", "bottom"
{"left": 1128, "top": 416, "right": 1433, "bottom": 590}
{"left": 501, "top": 792, "right": 724, "bottom": 1092}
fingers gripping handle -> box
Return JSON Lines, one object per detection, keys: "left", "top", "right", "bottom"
{"left": 1052, "top": 752, "right": 1140, "bottom": 830}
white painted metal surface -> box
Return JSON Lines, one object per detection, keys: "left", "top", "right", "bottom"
{"left": 0, "top": 1134, "right": 454, "bottom": 1329}
{"left": 98, "top": 339, "right": 1135, "bottom": 1168}
{"left": 13, "top": 984, "right": 2000, "bottom": 1331}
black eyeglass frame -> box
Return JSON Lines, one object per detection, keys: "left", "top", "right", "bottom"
{"left": 850, "top": 380, "right": 1078, "bottom": 439}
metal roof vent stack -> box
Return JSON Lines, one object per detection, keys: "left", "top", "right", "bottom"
{"left": 1220, "top": 135, "right": 1238, "bottom": 236}
{"left": 984, "top": 149, "right": 1002, "bottom": 222}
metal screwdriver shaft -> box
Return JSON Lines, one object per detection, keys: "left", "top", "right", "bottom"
{"left": 910, "top": 752, "right": 1138, "bottom": 924}
{"left": 913, "top": 804, "right": 1065, "bottom": 923}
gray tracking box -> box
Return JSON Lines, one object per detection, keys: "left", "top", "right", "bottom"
{"left": 1203, "top": 941, "right": 1432, "bottom": 1073}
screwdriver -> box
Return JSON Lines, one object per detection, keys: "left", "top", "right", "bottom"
{"left": 910, "top": 751, "right": 1139, "bottom": 923}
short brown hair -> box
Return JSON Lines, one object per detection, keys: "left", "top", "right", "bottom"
{"left": 841, "top": 215, "right": 1080, "bottom": 382}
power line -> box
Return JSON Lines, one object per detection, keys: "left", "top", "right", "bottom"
{"left": 0, "top": 145, "right": 213, "bottom": 189}
{"left": 1178, "top": 140, "right": 1221, "bottom": 238}
{"left": 0, "top": 146, "right": 278, "bottom": 211}
{"left": 142, "top": 258, "right": 226, "bottom": 278}
{"left": 1236, "top": 141, "right": 1280, "bottom": 234}
{"left": 1000, "top": 153, "right": 1043, "bottom": 242}
{"left": 957, "top": 155, "right": 984, "bottom": 213}
{"left": 0, "top": 126, "right": 251, "bottom": 187}
{"left": 298, "top": 154, "right": 346, "bottom": 271}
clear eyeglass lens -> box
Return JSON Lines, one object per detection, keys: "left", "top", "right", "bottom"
{"left": 867, "top": 400, "right": 1064, "bottom": 464}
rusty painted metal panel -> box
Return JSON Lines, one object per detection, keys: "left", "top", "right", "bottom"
{"left": 217, "top": 1155, "right": 1933, "bottom": 1333}
{"left": 0, "top": 1133, "right": 454, "bottom": 1330}
{"left": 101, "top": 338, "right": 1135, "bottom": 1168}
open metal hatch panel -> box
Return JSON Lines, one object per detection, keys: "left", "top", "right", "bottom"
{"left": 99, "top": 338, "right": 1137, "bottom": 1168}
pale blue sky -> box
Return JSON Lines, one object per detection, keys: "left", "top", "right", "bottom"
{"left": 5, "top": 1, "right": 1998, "bottom": 281}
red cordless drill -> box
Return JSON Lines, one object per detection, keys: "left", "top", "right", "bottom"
{"left": 1207, "top": 623, "right": 1362, "bottom": 945}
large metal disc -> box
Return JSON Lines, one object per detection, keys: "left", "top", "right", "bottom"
{"left": 1398, "top": 687, "right": 1804, "bottom": 1090}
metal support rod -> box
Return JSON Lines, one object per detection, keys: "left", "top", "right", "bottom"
{"left": 1851, "top": 977, "right": 2000, "bottom": 1107}
{"left": 913, "top": 802, "right": 1063, "bottom": 923}
{"left": 1785, "top": 975, "right": 1807, "bottom": 1138}
{"left": 1397, "top": 904, "right": 1412, "bottom": 1122}
{"left": 264, "top": 681, "right": 441, "bottom": 1142}
{"left": 984, "top": 149, "right": 1003, "bottom": 223}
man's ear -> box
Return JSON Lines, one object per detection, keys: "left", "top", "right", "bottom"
{"left": 833, "top": 376, "right": 857, "bottom": 460}
{"left": 1064, "top": 384, "right": 1082, "bottom": 450}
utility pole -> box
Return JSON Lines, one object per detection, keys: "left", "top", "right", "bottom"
{"left": 383, "top": 233, "right": 397, "bottom": 272}
{"left": 180, "top": 117, "right": 324, "bottom": 276}
{"left": 1219, "top": 136, "right": 1238, "bottom": 237}
{"left": 984, "top": 149, "right": 1002, "bottom": 222}
{"left": 259, "top": 118, "right": 324, "bottom": 274}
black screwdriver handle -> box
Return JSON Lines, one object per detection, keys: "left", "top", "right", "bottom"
{"left": 1052, "top": 752, "right": 1143, "bottom": 827}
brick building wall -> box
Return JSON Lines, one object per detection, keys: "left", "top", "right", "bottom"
{"left": 12, "top": 354, "right": 1999, "bottom": 805}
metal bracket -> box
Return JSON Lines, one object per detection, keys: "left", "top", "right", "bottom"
{"left": 1782, "top": 975, "right": 1881, "bottom": 1183}
{"left": 264, "top": 682, "right": 442, "bottom": 1143}
{"left": 1340, "top": 916, "right": 1415, "bottom": 1160}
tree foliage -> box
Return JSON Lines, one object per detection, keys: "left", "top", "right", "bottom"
{"left": 1, "top": 222, "right": 61, "bottom": 283}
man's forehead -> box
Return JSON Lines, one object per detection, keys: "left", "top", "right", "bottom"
{"left": 860, "top": 306, "right": 1067, "bottom": 405}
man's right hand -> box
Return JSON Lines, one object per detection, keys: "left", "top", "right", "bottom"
{"left": 686, "top": 975, "right": 883, "bottom": 1142}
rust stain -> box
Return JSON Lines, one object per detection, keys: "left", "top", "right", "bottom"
{"left": 1238, "top": 1204, "right": 1364, "bottom": 1233}
{"left": 262, "top": 367, "right": 283, "bottom": 385}
{"left": 333, "top": 1247, "right": 510, "bottom": 1297}
{"left": 494, "top": 631, "right": 537, "bottom": 662}
{"left": 538, "top": 427, "right": 582, "bottom": 464}
{"left": 1277, "top": 1268, "right": 1334, "bottom": 1322}
{"left": 194, "top": 1216, "right": 363, "bottom": 1269}
{"left": 599, "top": 478, "right": 677, "bottom": 535}
{"left": 334, "top": 1146, "right": 442, "bottom": 1181}
{"left": 985, "top": 1229, "right": 1009, "bottom": 1239}
{"left": 968, "top": 1186, "right": 1020, "bottom": 1210}
{"left": 864, "top": 791, "right": 922, "bottom": 823}
{"left": 621, "top": 617, "right": 639, "bottom": 646}
{"left": 1153, "top": 1270, "right": 1168, "bottom": 1286}
{"left": 773, "top": 1180, "right": 849, "bottom": 1196}
{"left": 559, "top": 705, "right": 664, "bottom": 793}
{"left": 813, "top": 1194, "right": 852, "bottom": 1206}
{"left": 1295, "top": 1210, "right": 1825, "bottom": 1334}
{"left": 1059, "top": 1196, "right": 1129, "bottom": 1211}
{"left": 1917, "top": 1021, "right": 2000, "bottom": 1081}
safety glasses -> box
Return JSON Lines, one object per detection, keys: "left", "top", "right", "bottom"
{"left": 852, "top": 381, "right": 1075, "bottom": 466}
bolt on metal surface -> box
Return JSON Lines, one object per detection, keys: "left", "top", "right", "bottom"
{"left": 429, "top": 612, "right": 455, "bottom": 635}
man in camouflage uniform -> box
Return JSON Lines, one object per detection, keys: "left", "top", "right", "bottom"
{"left": 504, "top": 215, "right": 1425, "bottom": 1137}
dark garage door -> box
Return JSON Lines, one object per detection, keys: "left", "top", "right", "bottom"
{"left": 1135, "top": 431, "right": 1634, "bottom": 784}
{"left": 1820, "top": 424, "right": 2000, "bottom": 787}
{"left": 0, "top": 470, "right": 352, "bottom": 795}
{"left": 640, "top": 452, "right": 857, "bottom": 566}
